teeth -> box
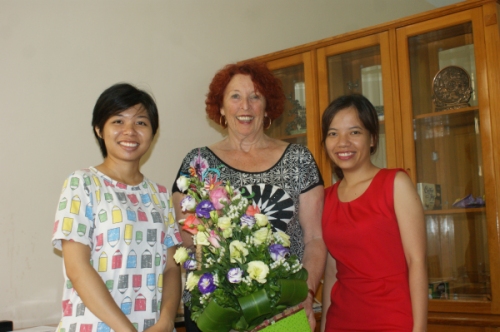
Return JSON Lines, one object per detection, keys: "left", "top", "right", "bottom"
{"left": 338, "top": 152, "right": 353, "bottom": 157}
{"left": 237, "top": 116, "right": 253, "bottom": 121}
{"left": 120, "top": 142, "right": 138, "bottom": 147}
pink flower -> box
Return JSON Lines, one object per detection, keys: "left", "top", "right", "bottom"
{"left": 208, "top": 230, "right": 221, "bottom": 248}
{"left": 245, "top": 204, "right": 261, "bottom": 216}
{"left": 182, "top": 214, "right": 201, "bottom": 235}
{"left": 209, "top": 187, "right": 229, "bottom": 210}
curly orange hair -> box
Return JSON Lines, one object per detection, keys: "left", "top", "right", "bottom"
{"left": 205, "top": 61, "right": 285, "bottom": 127}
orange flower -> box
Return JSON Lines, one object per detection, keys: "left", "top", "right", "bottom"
{"left": 245, "top": 204, "right": 261, "bottom": 216}
{"left": 182, "top": 214, "right": 201, "bottom": 235}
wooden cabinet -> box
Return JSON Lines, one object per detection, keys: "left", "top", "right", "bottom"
{"left": 246, "top": 0, "right": 500, "bottom": 329}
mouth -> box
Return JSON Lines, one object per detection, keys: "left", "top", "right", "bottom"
{"left": 336, "top": 151, "right": 355, "bottom": 159}
{"left": 236, "top": 116, "right": 254, "bottom": 123}
{"left": 119, "top": 141, "right": 139, "bottom": 148}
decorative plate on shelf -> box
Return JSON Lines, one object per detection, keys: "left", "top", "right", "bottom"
{"left": 432, "top": 65, "right": 472, "bottom": 111}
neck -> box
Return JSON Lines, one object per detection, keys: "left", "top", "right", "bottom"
{"left": 341, "top": 163, "right": 379, "bottom": 186}
{"left": 95, "top": 158, "right": 143, "bottom": 185}
{"left": 225, "top": 130, "right": 270, "bottom": 153}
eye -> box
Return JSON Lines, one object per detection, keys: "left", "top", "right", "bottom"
{"left": 230, "top": 93, "right": 240, "bottom": 99}
{"left": 137, "top": 121, "right": 148, "bottom": 126}
{"left": 250, "top": 93, "right": 261, "bottom": 100}
{"left": 112, "top": 119, "right": 123, "bottom": 124}
{"left": 327, "top": 131, "right": 337, "bottom": 137}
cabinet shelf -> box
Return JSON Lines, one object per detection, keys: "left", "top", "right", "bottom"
{"left": 414, "top": 106, "right": 478, "bottom": 120}
{"left": 424, "top": 207, "right": 485, "bottom": 215}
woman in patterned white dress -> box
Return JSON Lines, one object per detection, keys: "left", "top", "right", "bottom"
{"left": 52, "top": 83, "right": 182, "bottom": 332}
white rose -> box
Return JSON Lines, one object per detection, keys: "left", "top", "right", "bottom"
{"left": 254, "top": 213, "right": 269, "bottom": 227}
{"left": 173, "top": 247, "right": 189, "bottom": 264}
{"left": 196, "top": 231, "right": 210, "bottom": 246}
{"left": 222, "top": 227, "right": 233, "bottom": 238}
{"left": 217, "top": 217, "right": 232, "bottom": 230}
{"left": 185, "top": 272, "right": 201, "bottom": 291}
{"left": 247, "top": 261, "right": 270, "bottom": 284}
{"left": 273, "top": 229, "right": 291, "bottom": 247}
{"left": 176, "top": 176, "right": 190, "bottom": 192}
{"left": 253, "top": 227, "right": 272, "bottom": 245}
{"left": 229, "top": 240, "right": 249, "bottom": 263}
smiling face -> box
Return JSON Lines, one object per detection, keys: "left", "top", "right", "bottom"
{"left": 95, "top": 104, "right": 153, "bottom": 165}
{"left": 220, "top": 74, "right": 267, "bottom": 138}
{"left": 325, "top": 106, "right": 374, "bottom": 173}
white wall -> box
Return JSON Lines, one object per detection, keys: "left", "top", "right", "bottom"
{"left": 0, "top": 0, "right": 441, "bottom": 328}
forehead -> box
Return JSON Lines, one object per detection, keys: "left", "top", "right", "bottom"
{"left": 331, "top": 106, "right": 362, "bottom": 124}
{"left": 226, "top": 74, "right": 255, "bottom": 90}
{"left": 112, "top": 104, "right": 149, "bottom": 118}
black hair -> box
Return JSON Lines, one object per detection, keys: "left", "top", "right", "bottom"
{"left": 321, "top": 93, "right": 379, "bottom": 179}
{"left": 91, "top": 83, "right": 159, "bottom": 158}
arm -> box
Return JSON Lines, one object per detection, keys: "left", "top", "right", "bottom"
{"left": 299, "top": 185, "right": 327, "bottom": 331}
{"left": 61, "top": 240, "right": 136, "bottom": 332}
{"left": 320, "top": 253, "right": 337, "bottom": 332}
{"left": 147, "top": 246, "right": 182, "bottom": 332}
{"left": 393, "top": 172, "right": 428, "bottom": 332}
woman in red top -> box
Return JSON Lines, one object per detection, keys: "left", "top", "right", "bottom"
{"left": 320, "top": 94, "right": 427, "bottom": 332}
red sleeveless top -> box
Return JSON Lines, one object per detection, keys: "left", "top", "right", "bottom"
{"left": 322, "top": 168, "right": 412, "bottom": 331}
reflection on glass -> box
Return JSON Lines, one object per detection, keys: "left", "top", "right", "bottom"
{"left": 326, "top": 45, "right": 386, "bottom": 183}
{"left": 271, "top": 64, "right": 307, "bottom": 145}
{"left": 414, "top": 110, "right": 489, "bottom": 300}
{"left": 408, "top": 22, "right": 474, "bottom": 116}
{"left": 438, "top": 44, "right": 477, "bottom": 106}
{"left": 327, "top": 45, "right": 381, "bottom": 103}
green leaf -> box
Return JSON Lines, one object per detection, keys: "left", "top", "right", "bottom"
{"left": 291, "top": 267, "right": 309, "bottom": 280}
{"left": 276, "top": 278, "right": 308, "bottom": 306}
{"left": 237, "top": 288, "right": 272, "bottom": 324}
{"left": 196, "top": 300, "right": 241, "bottom": 332}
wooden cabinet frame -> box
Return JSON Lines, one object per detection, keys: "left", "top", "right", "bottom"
{"left": 246, "top": 1, "right": 500, "bottom": 329}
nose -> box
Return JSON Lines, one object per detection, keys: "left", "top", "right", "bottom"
{"left": 338, "top": 133, "right": 350, "bottom": 146}
{"left": 241, "top": 97, "right": 250, "bottom": 111}
{"left": 123, "top": 122, "right": 137, "bottom": 135}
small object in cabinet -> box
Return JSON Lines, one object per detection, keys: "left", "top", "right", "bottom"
{"left": 432, "top": 65, "right": 472, "bottom": 112}
{"left": 417, "top": 183, "right": 441, "bottom": 210}
{"left": 452, "top": 194, "right": 485, "bottom": 208}
{"left": 285, "top": 95, "right": 307, "bottom": 135}
{"left": 374, "top": 105, "right": 384, "bottom": 121}
{"left": 429, "top": 280, "right": 449, "bottom": 299}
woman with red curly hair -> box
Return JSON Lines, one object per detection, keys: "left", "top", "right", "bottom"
{"left": 172, "top": 61, "right": 326, "bottom": 332}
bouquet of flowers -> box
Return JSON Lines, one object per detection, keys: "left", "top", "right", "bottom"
{"left": 173, "top": 161, "right": 309, "bottom": 332}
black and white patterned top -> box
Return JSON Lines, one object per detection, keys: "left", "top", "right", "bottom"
{"left": 172, "top": 144, "right": 323, "bottom": 260}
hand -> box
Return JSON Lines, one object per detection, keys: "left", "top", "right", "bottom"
{"left": 144, "top": 319, "right": 174, "bottom": 332}
{"left": 303, "top": 292, "right": 316, "bottom": 332}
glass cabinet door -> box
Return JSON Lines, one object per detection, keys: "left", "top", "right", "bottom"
{"left": 317, "top": 33, "right": 398, "bottom": 185}
{"left": 267, "top": 52, "right": 322, "bottom": 164}
{"left": 397, "top": 9, "right": 493, "bottom": 309}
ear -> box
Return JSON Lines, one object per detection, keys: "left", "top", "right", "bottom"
{"left": 370, "top": 135, "right": 374, "bottom": 147}
{"left": 95, "top": 127, "right": 102, "bottom": 139}
{"left": 220, "top": 108, "right": 225, "bottom": 116}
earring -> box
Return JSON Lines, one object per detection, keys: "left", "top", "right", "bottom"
{"left": 264, "top": 116, "right": 272, "bottom": 130}
{"left": 219, "top": 115, "right": 227, "bottom": 128}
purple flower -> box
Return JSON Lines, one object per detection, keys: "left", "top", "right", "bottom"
{"left": 183, "top": 253, "right": 197, "bottom": 270}
{"left": 198, "top": 273, "right": 216, "bottom": 294}
{"left": 240, "top": 214, "right": 256, "bottom": 228}
{"left": 227, "top": 268, "right": 243, "bottom": 283}
{"left": 269, "top": 244, "right": 290, "bottom": 261}
{"left": 196, "top": 200, "right": 215, "bottom": 219}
